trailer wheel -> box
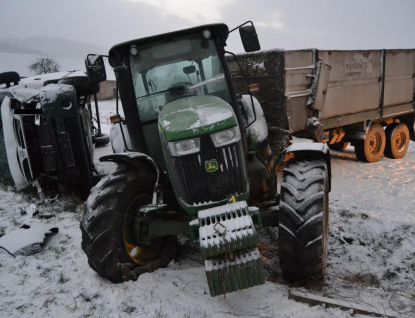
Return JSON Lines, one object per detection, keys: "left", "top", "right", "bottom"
{"left": 384, "top": 123, "right": 409, "bottom": 159}
{"left": 327, "top": 141, "right": 349, "bottom": 151}
{"left": 354, "top": 124, "right": 385, "bottom": 163}
{"left": 279, "top": 159, "right": 329, "bottom": 281}
{"left": 81, "top": 167, "right": 178, "bottom": 283}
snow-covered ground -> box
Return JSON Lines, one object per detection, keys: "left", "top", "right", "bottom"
{"left": 0, "top": 100, "right": 414, "bottom": 317}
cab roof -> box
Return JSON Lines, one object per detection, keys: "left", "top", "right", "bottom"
{"left": 109, "top": 23, "right": 229, "bottom": 56}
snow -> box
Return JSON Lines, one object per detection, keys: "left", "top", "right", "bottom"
{"left": 0, "top": 103, "right": 414, "bottom": 316}
{"left": 6, "top": 71, "right": 86, "bottom": 103}
{"left": 0, "top": 224, "right": 58, "bottom": 255}
{"left": 40, "top": 83, "right": 74, "bottom": 104}
{"left": 189, "top": 96, "right": 234, "bottom": 128}
{"left": 286, "top": 142, "right": 329, "bottom": 153}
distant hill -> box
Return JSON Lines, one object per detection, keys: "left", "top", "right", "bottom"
{"left": 0, "top": 37, "right": 107, "bottom": 59}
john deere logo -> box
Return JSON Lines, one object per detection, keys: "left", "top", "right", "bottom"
{"left": 205, "top": 160, "right": 218, "bottom": 173}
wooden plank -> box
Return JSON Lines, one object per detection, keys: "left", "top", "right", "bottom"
{"left": 288, "top": 290, "right": 396, "bottom": 317}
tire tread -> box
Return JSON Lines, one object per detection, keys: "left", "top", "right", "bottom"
{"left": 279, "top": 159, "right": 329, "bottom": 281}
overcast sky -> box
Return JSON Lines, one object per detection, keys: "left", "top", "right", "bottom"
{"left": 1, "top": 0, "right": 414, "bottom": 54}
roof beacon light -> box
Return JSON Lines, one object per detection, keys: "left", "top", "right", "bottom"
{"left": 130, "top": 45, "right": 139, "bottom": 56}
{"left": 202, "top": 29, "right": 211, "bottom": 39}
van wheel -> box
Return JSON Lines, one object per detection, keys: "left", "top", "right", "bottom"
{"left": 354, "top": 124, "right": 385, "bottom": 163}
{"left": 93, "top": 133, "right": 110, "bottom": 146}
{"left": 384, "top": 123, "right": 409, "bottom": 159}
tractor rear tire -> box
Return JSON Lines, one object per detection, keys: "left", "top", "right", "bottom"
{"left": 384, "top": 123, "right": 409, "bottom": 159}
{"left": 279, "top": 159, "right": 329, "bottom": 282}
{"left": 81, "top": 167, "right": 178, "bottom": 283}
{"left": 354, "top": 124, "right": 385, "bottom": 163}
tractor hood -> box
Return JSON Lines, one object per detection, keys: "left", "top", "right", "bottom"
{"left": 159, "top": 95, "right": 237, "bottom": 142}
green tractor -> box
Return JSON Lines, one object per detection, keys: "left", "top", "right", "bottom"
{"left": 81, "top": 22, "right": 331, "bottom": 296}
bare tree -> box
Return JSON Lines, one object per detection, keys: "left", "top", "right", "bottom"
{"left": 29, "top": 56, "right": 61, "bottom": 75}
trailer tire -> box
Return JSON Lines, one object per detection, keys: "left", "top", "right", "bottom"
{"left": 279, "top": 159, "right": 329, "bottom": 282}
{"left": 327, "top": 141, "right": 349, "bottom": 151}
{"left": 354, "top": 124, "right": 385, "bottom": 163}
{"left": 81, "top": 167, "right": 178, "bottom": 283}
{"left": 384, "top": 123, "right": 409, "bottom": 159}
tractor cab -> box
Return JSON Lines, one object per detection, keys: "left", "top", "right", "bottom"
{"left": 87, "top": 23, "right": 260, "bottom": 168}
{"left": 86, "top": 23, "right": 265, "bottom": 212}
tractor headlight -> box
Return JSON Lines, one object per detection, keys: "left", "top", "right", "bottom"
{"left": 211, "top": 127, "right": 240, "bottom": 147}
{"left": 168, "top": 138, "right": 200, "bottom": 156}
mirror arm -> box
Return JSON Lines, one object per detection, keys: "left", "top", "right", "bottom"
{"left": 93, "top": 93, "right": 101, "bottom": 136}
{"left": 228, "top": 21, "right": 255, "bottom": 34}
{"left": 224, "top": 51, "right": 257, "bottom": 129}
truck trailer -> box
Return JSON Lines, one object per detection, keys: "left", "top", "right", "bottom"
{"left": 228, "top": 49, "right": 415, "bottom": 162}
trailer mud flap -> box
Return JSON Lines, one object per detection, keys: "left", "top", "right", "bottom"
{"left": 193, "top": 201, "right": 265, "bottom": 296}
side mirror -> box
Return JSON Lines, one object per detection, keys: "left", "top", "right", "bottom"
{"left": 85, "top": 54, "right": 107, "bottom": 84}
{"left": 183, "top": 65, "right": 196, "bottom": 75}
{"left": 239, "top": 26, "right": 261, "bottom": 52}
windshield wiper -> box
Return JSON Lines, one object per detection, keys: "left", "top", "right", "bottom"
{"left": 189, "top": 74, "right": 224, "bottom": 90}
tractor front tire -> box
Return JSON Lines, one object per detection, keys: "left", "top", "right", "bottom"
{"left": 81, "top": 167, "right": 177, "bottom": 283}
{"left": 279, "top": 159, "right": 329, "bottom": 282}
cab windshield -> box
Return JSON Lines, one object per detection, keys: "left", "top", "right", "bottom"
{"left": 129, "top": 33, "right": 231, "bottom": 122}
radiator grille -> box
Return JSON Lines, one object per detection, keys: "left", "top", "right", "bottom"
{"left": 165, "top": 135, "right": 247, "bottom": 205}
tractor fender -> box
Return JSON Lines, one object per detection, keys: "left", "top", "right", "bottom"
{"left": 285, "top": 143, "right": 331, "bottom": 192}
{"left": 100, "top": 152, "right": 159, "bottom": 172}
{"left": 100, "top": 153, "right": 168, "bottom": 204}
